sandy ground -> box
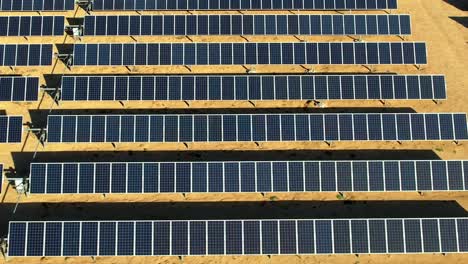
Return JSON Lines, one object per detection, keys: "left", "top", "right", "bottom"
{"left": 0, "top": 0, "right": 468, "bottom": 263}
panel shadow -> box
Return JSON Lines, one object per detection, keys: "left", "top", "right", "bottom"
{"left": 450, "top": 16, "right": 468, "bottom": 28}
{"left": 28, "top": 107, "right": 417, "bottom": 128}
{"left": 10, "top": 150, "right": 441, "bottom": 176}
{"left": 445, "top": 0, "right": 468, "bottom": 11}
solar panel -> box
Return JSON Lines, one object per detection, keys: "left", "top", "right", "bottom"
{"left": 7, "top": 217, "right": 468, "bottom": 257}
{"left": 0, "top": 44, "right": 53, "bottom": 66}
{"left": 0, "top": 77, "right": 39, "bottom": 101}
{"left": 71, "top": 42, "right": 428, "bottom": 66}
{"left": 0, "top": 16, "right": 64, "bottom": 36}
{"left": 60, "top": 75, "right": 447, "bottom": 101}
{"left": 29, "top": 160, "right": 468, "bottom": 194}
{"left": 0, "top": 116, "right": 23, "bottom": 143}
{"left": 91, "top": 0, "right": 398, "bottom": 11}
{"left": 46, "top": 113, "right": 468, "bottom": 143}
{"left": 0, "top": 0, "right": 75, "bottom": 11}
{"left": 83, "top": 15, "right": 411, "bottom": 36}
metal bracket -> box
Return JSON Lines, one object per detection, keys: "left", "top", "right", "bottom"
{"left": 56, "top": 53, "right": 73, "bottom": 68}
{"left": 41, "top": 87, "right": 61, "bottom": 105}
{"left": 65, "top": 25, "right": 83, "bottom": 37}
{"left": 77, "top": 0, "right": 93, "bottom": 11}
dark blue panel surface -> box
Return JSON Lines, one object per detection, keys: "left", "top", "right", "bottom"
{"left": 91, "top": 0, "right": 398, "bottom": 10}
{"left": 71, "top": 42, "right": 422, "bottom": 66}
{"left": 8, "top": 223, "right": 26, "bottom": 256}
{"left": 99, "top": 222, "right": 116, "bottom": 255}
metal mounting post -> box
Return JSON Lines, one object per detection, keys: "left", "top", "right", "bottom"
{"left": 0, "top": 237, "right": 7, "bottom": 260}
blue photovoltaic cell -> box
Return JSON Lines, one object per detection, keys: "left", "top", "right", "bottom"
{"left": 0, "top": 116, "right": 23, "bottom": 143}
{"left": 0, "top": 0, "right": 74, "bottom": 11}
{"left": 190, "top": 221, "right": 206, "bottom": 255}
{"left": 387, "top": 220, "right": 404, "bottom": 253}
{"left": 154, "top": 222, "right": 170, "bottom": 255}
{"left": 369, "top": 220, "right": 386, "bottom": 253}
{"left": 117, "top": 222, "right": 134, "bottom": 255}
{"left": 458, "top": 218, "right": 468, "bottom": 252}
{"left": 84, "top": 15, "right": 410, "bottom": 36}
{"left": 0, "top": 44, "right": 52, "bottom": 66}
{"left": 7, "top": 222, "right": 26, "bottom": 256}
{"left": 135, "top": 222, "right": 152, "bottom": 255}
{"left": 9, "top": 218, "right": 468, "bottom": 257}
{"left": 422, "top": 219, "right": 440, "bottom": 252}
{"left": 439, "top": 219, "right": 458, "bottom": 252}
{"left": 91, "top": 0, "right": 398, "bottom": 10}
{"left": 71, "top": 42, "right": 427, "bottom": 66}
{"left": 46, "top": 113, "right": 468, "bottom": 143}
{"left": 262, "top": 221, "right": 278, "bottom": 254}
{"left": 0, "top": 16, "right": 64, "bottom": 36}
{"left": 26, "top": 222, "right": 44, "bottom": 256}
{"left": 244, "top": 221, "right": 260, "bottom": 254}
{"left": 351, "top": 220, "right": 368, "bottom": 253}
{"left": 99, "top": 222, "right": 116, "bottom": 255}
{"left": 405, "top": 219, "right": 422, "bottom": 253}
{"left": 44, "top": 222, "right": 62, "bottom": 256}
{"left": 63, "top": 222, "right": 80, "bottom": 256}
{"left": 81, "top": 222, "right": 98, "bottom": 256}
{"left": 60, "top": 75, "right": 446, "bottom": 101}
{"left": 29, "top": 161, "right": 468, "bottom": 194}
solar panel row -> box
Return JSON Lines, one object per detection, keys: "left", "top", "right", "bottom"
{"left": 29, "top": 160, "right": 468, "bottom": 194}
{"left": 7, "top": 218, "right": 468, "bottom": 256}
{"left": 91, "top": 0, "right": 398, "bottom": 10}
{"left": 0, "top": 116, "right": 23, "bottom": 143}
{"left": 0, "top": 77, "right": 39, "bottom": 101}
{"left": 72, "top": 42, "right": 428, "bottom": 66}
{"left": 46, "top": 113, "right": 468, "bottom": 143}
{"left": 60, "top": 75, "right": 447, "bottom": 101}
{"left": 83, "top": 15, "right": 411, "bottom": 36}
{"left": 0, "top": 44, "right": 53, "bottom": 66}
{"left": 0, "top": 16, "right": 64, "bottom": 36}
{"left": 0, "top": 0, "right": 74, "bottom": 11}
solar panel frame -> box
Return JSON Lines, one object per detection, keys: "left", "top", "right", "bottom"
{"left": 0, "top": 0, "right": 75, "bottom": 11}
{"left": 60, "top": 75, "right": 447, "bottom": 101}
{"left": 71, "top": 42, "right": 428, "bottom": 66}
{"left": 0, "top": 16, "right": 64, "bottom": 36}
{"left": 45, "top": 113, "right": 468, "bottom": 143}
{"left": 0, "top": 116, "right": 23, "bottom": 143}
{"left": 8, "top": 218, "right": 468, "bottom": 257}
{"left": 90, "top": 0, "right": 398, "bottom": 10}
{"left": 28, "top": 160, "right": 468, "bottom": 194}
{"left": 0, "top": 76, "right": 40, "bottom": 101}
{"left": 83, "top": 15, "right": 411, "bottom": 36}
{"left": 0, "top": 44, "right": 53, "bottom": 66}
